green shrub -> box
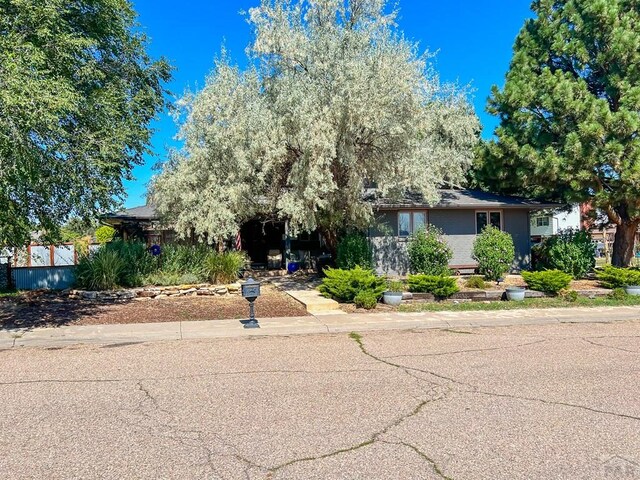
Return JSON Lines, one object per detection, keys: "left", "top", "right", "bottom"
{"left": 608, "top": 287, "right": 628, "bottom": 300}
{"left": 95, "top": 225, "right": 116, "bottom": 244}
{"left": 142, "top": 272, "right": 181, "bottom": 287}
{"left": 336, "top": 232, "right": 373, "bottom": 269}
{"left": 354, "top": 291, "right": 379, "bottom": 309}
{"left": 464, "top": 275, "right": 488, "bottom": 289}
{"left": 319, "top": 266, "right": 386, "bottom": 303}
{"left": 472, "top": 226, "right": 515, "bottom": 281}
{"left": 387, "top": 280, "right": 405, "bottom": 292}
{"left": 75, "top": 249, "right": 124, "bottom": 290}
{"left": 206, "top": 251, "right": 247, "bottom": 284}
{"left": 521, "top": 270, "right": 572, "bottom": 294}
{"left": 105, "top": 240, "right": 156, "bottom": 287}
{"left": 559, "top": 289, "right": 579, "bottom": 302}
{"left": 159, "top": 244, "right": 211, "bottom": 277}
{"left": 407, "top": 274, "right": 459, "bottom": 298}
{"left": 534, "top": 229, "right": 596, "bottom": 279}
{"left": 597, "top": 265, "right": 640, "bottom": 289}
{"left": 407, "top": 227, "right": 453, "bottom": 276}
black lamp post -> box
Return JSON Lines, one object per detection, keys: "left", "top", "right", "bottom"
{"left": 241, "top": 278, "right": 261, "bottom": 329}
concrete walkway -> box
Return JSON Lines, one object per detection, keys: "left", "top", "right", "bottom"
{"left": 1, "top": 306, "right": 639, "bottom": 349}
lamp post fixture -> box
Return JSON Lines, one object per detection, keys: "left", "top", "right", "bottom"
{"left": 241, "top": 278, "right": 261, "bottom": 329}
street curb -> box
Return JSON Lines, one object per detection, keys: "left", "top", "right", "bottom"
{"left": 1, "top": 307, "right": 639, "bottom": 349}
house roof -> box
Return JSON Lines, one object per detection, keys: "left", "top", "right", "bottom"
{"left": 105, "top": 189, "right": 560, "bottom": 225}
{"left": 372, "top": 189, "right": 562, "bottom": 210}
{"left": 104, "top": 204, "right": 158, "bottom": 223}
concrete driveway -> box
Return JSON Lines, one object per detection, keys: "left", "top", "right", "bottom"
{"left": 0, "top": 320, "right": 638, "bottom": 479}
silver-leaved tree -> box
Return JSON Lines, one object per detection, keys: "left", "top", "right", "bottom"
{"left": 151, "top": 0, "right": 479, "bottom": 251}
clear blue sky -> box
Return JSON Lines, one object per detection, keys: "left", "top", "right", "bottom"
{"left": 124, "top": 0, "right": 533, "bottom": 207}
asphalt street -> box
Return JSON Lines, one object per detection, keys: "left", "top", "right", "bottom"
{"left": 1, "top": 320, "right": 639, "bottom": 479}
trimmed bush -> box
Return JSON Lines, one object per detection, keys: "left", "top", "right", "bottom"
{"left": 534, "top": 229, "right": 596, "bottom": 279}
{"left": 336, "top": 232, "right": 373, "bottom": 270}
{"left": 319, "top": 266, "right": 386, "bottom": 303}
{"left": 95, "top": 225, "right": 116, "bottom": 244}
{"left": 521, "top": 270, "right": 572, "bottom": 294}
{"left": 559, "top": 289, "right": 579, "bottom": 302}
{"left": 354, "top": 290, "right": 379, "bottom": 309}
{"left": 75, "top": 249, "right": 124, "bottom": 290}
{"left": 206, "top": 251, "right": 247, "bottom": 284}
{"left": 472, "top": 226, "right": 515, "bottom": 282}
{"left": 464, "top": 275, "right": 488, "bottom": 289}
{"left": 407, "top": 274, "right": 459, "bottom": 298}
{"left": 608, "top": 287, "right": 628, "bottom": 300}
{"left": 407, "top": 227, "right": 453, "bottom": 276}
{"left": 597, "top": 265, "right": 640, "bottom": 289}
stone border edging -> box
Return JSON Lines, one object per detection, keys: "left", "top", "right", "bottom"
{"left": 68, "top": 283, "right": 242, "bottom": 301}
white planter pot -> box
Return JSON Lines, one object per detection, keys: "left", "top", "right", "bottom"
{"left": 624, "top": 285, "right": 640, "bottom": 296}
{"left": 383, "top": 291, "right": 403, "bottom": 306}
{"left": 505, "top": 287, "right": 526, "bottom": 301}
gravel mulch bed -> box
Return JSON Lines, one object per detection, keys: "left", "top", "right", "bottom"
{"left": 0, "top": 285, "right": 309, "bottom": 329}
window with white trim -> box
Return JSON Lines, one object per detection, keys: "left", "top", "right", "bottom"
{"left": 476, "top": 210, "right": 502, "bottom": 234}
{"left": 535, "top": 216, "right": 550, "bottom": 227}
{"left": 398, "top": 211, "right": 427, "bottom": 237}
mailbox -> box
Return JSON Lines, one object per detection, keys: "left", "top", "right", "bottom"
{"left": 241, "top": 278, "right": 261, "bottom": 328}
{"left": 241, "top": 278, "right": 261, "bottom": 301}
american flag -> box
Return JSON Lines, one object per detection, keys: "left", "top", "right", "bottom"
{"left": 234, "top": 231, "right": 242, "bottom": 251}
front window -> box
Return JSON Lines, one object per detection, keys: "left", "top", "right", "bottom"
{"left": 476, "top": 211, "right": 502, "bottom": 234}
{"left": 398, "top": 211, "right": 428, "bottom": 237}
{"left": 535, "top": 216, "right": 550, "bottom": 227}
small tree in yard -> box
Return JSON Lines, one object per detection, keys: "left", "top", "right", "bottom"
{"left": 336, "top": 232, "right": 373, "bottom": 270}
{"left": 472, "top": 226, "right": 515, "bottom": 282}
{"left": 407, "top": 227, "right": 452, "bottom": 276}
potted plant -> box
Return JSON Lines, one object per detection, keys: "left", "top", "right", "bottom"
{"left": 383, "top": 280, "right": 405, "bottom": 306}
{"left": 624, "top": 285, "right": 640, "bottom": 296}
{"left": 505, "top": 286, "right": 526, "bottom": 301}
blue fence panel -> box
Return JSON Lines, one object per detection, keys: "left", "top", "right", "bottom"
{"left": 13, "top": 266, "right": 76, "bottom": 290}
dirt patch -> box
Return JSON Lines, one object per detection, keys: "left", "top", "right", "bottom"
{"left": 0, "top": 286, "right": 308, "bottom": 329}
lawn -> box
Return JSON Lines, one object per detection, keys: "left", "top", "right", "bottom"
{"left": 398, "top": 295, "right": 640, "bottom": 312}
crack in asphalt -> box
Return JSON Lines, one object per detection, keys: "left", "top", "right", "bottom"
{"left": 384, "top": 338, "right": 547, "bottom": 358}
{"left": 581, "top": 337, "right": 639, "bottom": 354}
{"left": 353, "top": 332, "right": 640, "bottom": 423}
{"left": 471, "top": 390, "right": 640, "bottom": 421}
{"left": 0, "top": 368, "right": 386, "bottom": 388}
{"left": 380, "top": 439, "right": 454, "bottom": 480}
{"left": 129, "top": 380, "right": 267, "bottom": 478}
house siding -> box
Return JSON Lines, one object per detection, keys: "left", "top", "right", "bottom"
{"left": 370, "top": 208, "right": 532, "bottom": 276}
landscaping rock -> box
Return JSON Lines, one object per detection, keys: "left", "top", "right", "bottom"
{"left": 227, "top": 283, "right": 241, "bottom": 293}
{"left": 137, "top": 291, "right": 156, "bottom": 298}
{"left": 80, "top": 291, "right": 97, "bottom": 300}
{"left": 215, "top": 287, "right": 228, "bottom": 296}
{"left": 179, "top": 288, "right": 197, "bottom": 295}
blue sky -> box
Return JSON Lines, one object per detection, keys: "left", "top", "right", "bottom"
{"left": 125, "top": 0, "right": 533, "bottom": 207}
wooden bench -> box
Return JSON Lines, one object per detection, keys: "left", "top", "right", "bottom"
{"left": 449, "top": 264, "right": 479, "bottom": 275}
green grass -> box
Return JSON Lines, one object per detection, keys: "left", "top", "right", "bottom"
{"left": 0, "top": 289, "right": 20, "bottom": 298}
{"left": 398, "top": 295, "right": 640, "bottom": 312}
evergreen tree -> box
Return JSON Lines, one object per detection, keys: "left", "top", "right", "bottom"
{"left": 474, "top": 0, "right": 640, "bottom": 266}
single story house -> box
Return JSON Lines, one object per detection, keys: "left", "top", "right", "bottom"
{"left": 104, "top": 189, "right": 559, "bottom": 275}
{"left": 368, "top": 189, "right": 559, "bottom": 275}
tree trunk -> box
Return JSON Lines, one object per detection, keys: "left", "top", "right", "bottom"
{"left": 320, "top": 228, "right": 339, "bottom": 257}
{"left": 611, "top": 220, "right": 639, "bottom": 267}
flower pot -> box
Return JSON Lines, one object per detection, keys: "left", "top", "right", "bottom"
{"left": 624, "top": 285, "right": 640, "bottom": 296}
{"left": 505, "top": 287, "right": 526, "bottom": 301}
{"left": 383, "top": 291, "right": 403, "bottom": 306}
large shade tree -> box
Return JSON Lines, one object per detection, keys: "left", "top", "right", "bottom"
{"left": 151, "top": 0, "right": 479, "bottom": 250}
{"left": 473, "top": 0, "right": 640, "bottom": 266}
{"left": 0, "top": 0, "right": 171, "bottom": 247}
